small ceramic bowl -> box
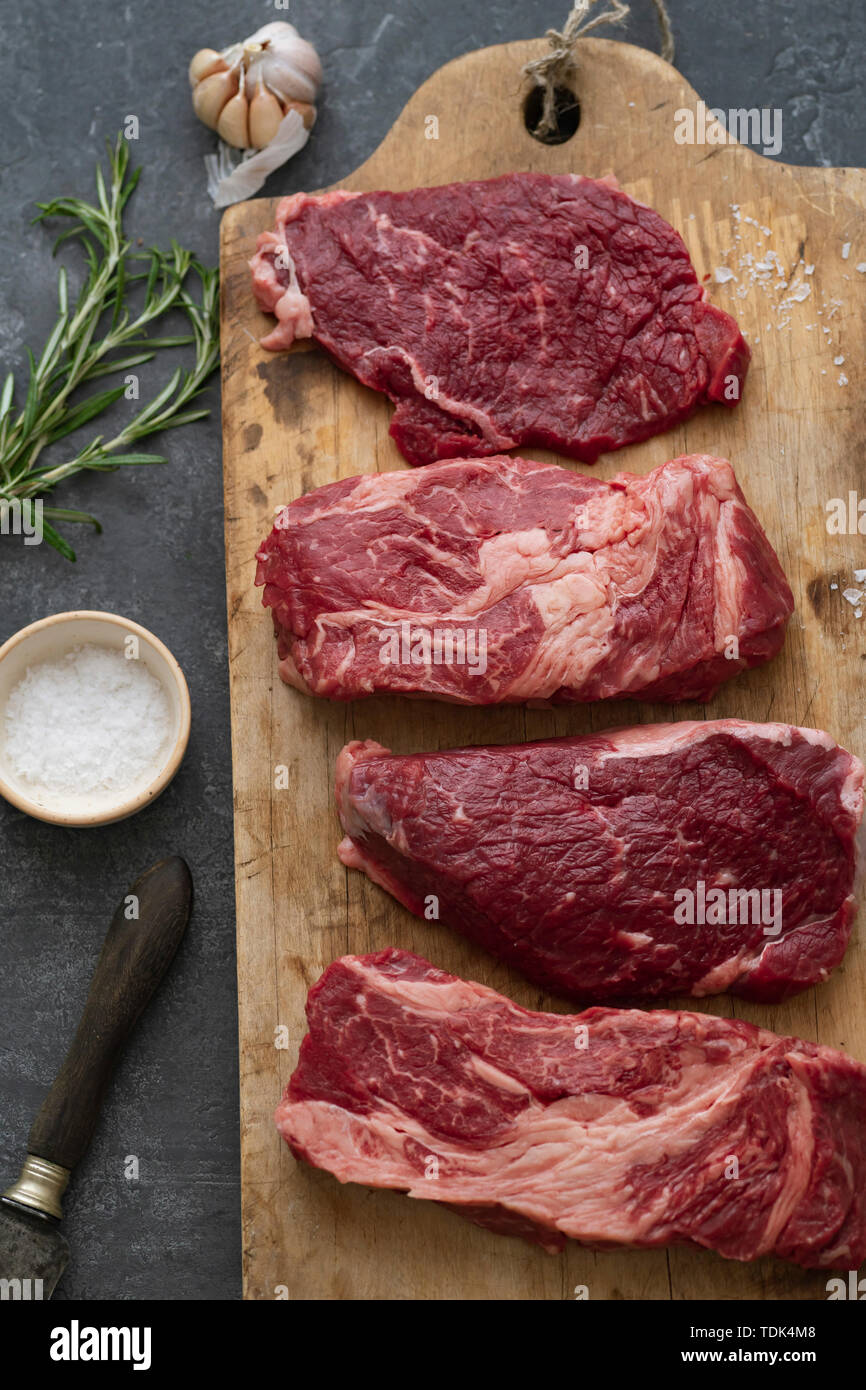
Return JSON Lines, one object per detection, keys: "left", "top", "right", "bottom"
{"left": 0, "top": 611, "right": 191, "bottom": 827}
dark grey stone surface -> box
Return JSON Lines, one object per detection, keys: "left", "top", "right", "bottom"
{"left": 0, "top": 0, "right": 862, "bottom": 1302}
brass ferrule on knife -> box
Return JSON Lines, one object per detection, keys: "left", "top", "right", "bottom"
{"left": 3, "top": 1155, "right": 71, "bottom": 1221}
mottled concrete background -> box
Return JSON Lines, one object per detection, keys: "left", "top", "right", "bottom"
{"left": 0, "top": 0, "right": 862, "bottom": 1301}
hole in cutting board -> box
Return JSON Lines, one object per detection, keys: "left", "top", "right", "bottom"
{"left": 524, "top": 85, "right": 581, "bottom": 144}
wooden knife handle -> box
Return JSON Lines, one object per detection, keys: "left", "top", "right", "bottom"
{"left": 27, "top": 856, "right": 193, "bottom": 1173}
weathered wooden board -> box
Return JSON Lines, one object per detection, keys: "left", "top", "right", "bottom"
{"left": 221, "top": 38, "right": 866, "bottom": 1301}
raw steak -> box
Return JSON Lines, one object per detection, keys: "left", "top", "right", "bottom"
{"left": 250, "top": 173, "right": 750, "bottom": 467}
{"left": 277, "top": 950, "right": 866, "bottom": 1269}
{"left": 255, "top": 454, "right": 793, "bottom": 704}
{"left": 336, "top": 721, "right": 864, "bottom": 1003}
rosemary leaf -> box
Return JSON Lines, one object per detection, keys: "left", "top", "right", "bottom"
{"left": 0, "top": 134, "right": 220, "bottom": 560}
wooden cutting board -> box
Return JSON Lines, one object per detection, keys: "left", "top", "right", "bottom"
{"left": 221, "top": 37, "right": 866, "bottom": 1301}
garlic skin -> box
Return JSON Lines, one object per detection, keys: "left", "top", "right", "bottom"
{"left": 205, "top": 109, "right": 311, "bottom": 208}
{"left": 189, "top": 21, "right": 322, "bottom": 151}
{"left": 247, "top": 21, "right": 321, "bottom": 105}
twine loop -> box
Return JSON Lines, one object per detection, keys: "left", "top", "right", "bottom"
{"left": 524, "top": 1, "right": 675, "bottom": 139}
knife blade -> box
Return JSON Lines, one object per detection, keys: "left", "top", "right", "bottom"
{"left": 0, "top": 856, "right": 192, "bottom": 1300}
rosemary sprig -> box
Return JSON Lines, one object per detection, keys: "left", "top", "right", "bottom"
{"left": 0, "top": 135, "right": 220, "bottom": 560}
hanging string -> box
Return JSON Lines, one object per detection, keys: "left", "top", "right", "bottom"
{"left": 523, "top": 1, "right": 676, "bottom": 139}
{"left": 650, "top": 0, "right": 676, "bottom": 64}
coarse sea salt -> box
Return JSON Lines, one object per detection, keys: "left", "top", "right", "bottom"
{"left": 4, "top": 644, "right": 173, "bottom": 795}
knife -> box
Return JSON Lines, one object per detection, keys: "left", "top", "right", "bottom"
{"left": 0, "top": 855, "right": 193, "bottom": 1300}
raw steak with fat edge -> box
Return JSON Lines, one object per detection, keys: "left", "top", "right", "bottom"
{"left": 250, "top": 173, "right": 749, "bottom": 466}
{"left": 256, "top": 454, "right": 793, "bottom": 705}
{"left": 277, "top": 950, "right": 866, "bottom": 1269}
{"left": 336, "top": 721, "right": 864, "bottom": 1003}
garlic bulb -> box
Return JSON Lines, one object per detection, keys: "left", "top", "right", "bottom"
{"left": 189, "top": 21, "right": 321, "bottom": 150}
